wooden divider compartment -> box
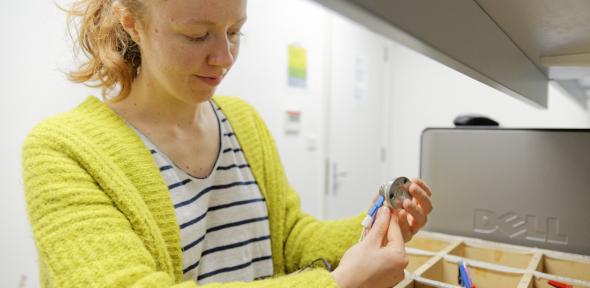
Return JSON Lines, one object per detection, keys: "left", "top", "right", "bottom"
{"left": 402, "top": 232, "right": 590, "bottom": 287}
{"left": 420, "top": 258, "right": 523, "bottom": 288}
{"left": 406, "top": 236, "right": 451, "bottom": 252}
{"left": 527, "top": 275, "right": 590, "bottom": 288}
{"left": 448, "top": 242, "right": 533, "bottom": 269}
{"left": 536, "top": 255, "right": 590, "bottom": 282}
{"left": 395, "top": 278, "right": 458, "bottom": 288}
{"left": 407, "top": 253, "right": 435, "bottom": 273}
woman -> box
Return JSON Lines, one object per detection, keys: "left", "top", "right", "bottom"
{"left": 22, "top": 0, "right": 433, "bottom": 287}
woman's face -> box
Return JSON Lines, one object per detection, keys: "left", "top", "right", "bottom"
{"left": 136, "top": 0, "right": 247, "bottom": 104}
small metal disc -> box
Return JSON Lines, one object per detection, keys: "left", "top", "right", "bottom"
{"left": 380, "top": 176, "right": 412, "bottom": 209}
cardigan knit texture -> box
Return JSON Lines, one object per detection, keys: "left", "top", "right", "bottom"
{"left": 22, "top": 96, "right": 364, "bottom": 287}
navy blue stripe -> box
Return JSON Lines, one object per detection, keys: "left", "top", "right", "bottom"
{"left": 201, "top": 235, "right": 270, "bottom": 257}
{"left": 182, "top": 233, "right": 206, "bottom": 252}
{"left": 159, "top": 165, "right": 173, "bottom": 172}
{"left": 254, "top": 274, "right": 272, "bottom": 280}
{"left": 174, "top": 181, "right": 256, "bottom": 209}
{"left": 209, "top": 198, "right": 265, "bottom": 212}
{"left": 197, "top": 255, "right": 273, "bottom": 281}
{"left": 255, "top": 274, "right": 273, "bottom": 280}
{"left": 221, "top": 118, "right": 228, "bottom": 122}
{"left": 223, "top": 132, "right": 235, "bottom": 137}
{"left": 168, "top": 178, "right": 192, "bottom": 190}
{"left": 180, "top": 210, "right": 208, "bottom": 230}
{"left": 216, "top": 164, "right": 249, "bottom": 171}
{"left": 206, "top": 216, "right": 269, "bottom": 234}
{"left": 150, "top": 149, "right": 157, "bottom": 154}
{"left": 180, "top": 198, "right": 265, "bottom": 230}
{"left": 183, "top": 260, "right": 200, "bottom": 274}
{"left": 183, "top": 236, "right": 270, "bottom": 274}
{"left": 222, "top": 147, "right": 242, "bottom": 153}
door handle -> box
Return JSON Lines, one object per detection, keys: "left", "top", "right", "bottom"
{"left": 332, "top": 163, "right": 347, "bottom": 196}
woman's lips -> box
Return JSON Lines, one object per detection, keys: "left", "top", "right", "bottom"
{"left": 195, "top": 75, "right": 223, "bottom": 86}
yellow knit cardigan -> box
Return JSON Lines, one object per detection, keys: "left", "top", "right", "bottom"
{"left": 22, "top": 96, "right": 363, "bottom": 287}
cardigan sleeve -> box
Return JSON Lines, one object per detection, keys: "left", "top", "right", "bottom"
{"left": 247, "top": 107, "right": 365, "bottom": 274}
{"left": 282, "top": 188, "right": 365, "bottom": 273}
{"left": 22, "top": 124, "right": 200, "bottom": 287}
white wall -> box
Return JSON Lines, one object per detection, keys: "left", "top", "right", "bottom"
{"left": 1, "top": 0, "right": 97, "bottom": 287}
{"left": 385, "top": 40, "right": 590, "bottom": 178}
{"left": 217, "top": 0, "right": 330, "bottom": 218}
{"left": 1, "top": 0, "right": 589, "bottom": 287}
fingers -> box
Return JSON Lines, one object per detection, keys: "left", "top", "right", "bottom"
{"left": 398, "top": 178, "right": 432, "bottom": 238}
{"left": 408, "top": 180, "right": 433, "bottom": 214}
{"left": 393, "top": 209, "right": 413, "bottom": 242}
{"left": 403, "top": 198, "right": 426, "bottom": 234}
{"left": 386, "top": 210, "right": 407, "bottom": 251}
{"left": 411, "top": 178, "right": 432, "bottom": 197}
{"left": 366, "top": 206, "right": 391, "bottom": 245}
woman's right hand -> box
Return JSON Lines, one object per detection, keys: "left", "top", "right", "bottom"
{"left": 332, "top": 206, "right": 408, "bottom": 288}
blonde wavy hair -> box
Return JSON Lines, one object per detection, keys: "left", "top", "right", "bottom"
{"left": 66, "top": 0, "right": 145, "bottom": 101}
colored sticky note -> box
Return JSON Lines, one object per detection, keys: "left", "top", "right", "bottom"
{"left": 288, "top": 44, "right": 307, "bottom": 88}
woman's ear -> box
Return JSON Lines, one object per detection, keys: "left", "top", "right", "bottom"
{"left": 112, "top": 1, "right": 142, "bottom": 43}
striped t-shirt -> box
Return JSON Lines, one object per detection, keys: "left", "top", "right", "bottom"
{"left": 129, "top": 101, "right": 273, "bottom": 284}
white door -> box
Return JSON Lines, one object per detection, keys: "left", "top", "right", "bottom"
{"left": 324, "top": 15, "right": 391, "bottom": 219}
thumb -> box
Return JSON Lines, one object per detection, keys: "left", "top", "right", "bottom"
{"left": 386, "top": 210, "right": 405, "bottom": 251}
{"left": 366, "top": 206, "right": 391, "bottom": 245}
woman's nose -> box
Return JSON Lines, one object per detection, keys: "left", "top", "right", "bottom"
{"left": 207, "top": 35, "right": 236, "bottom": 69}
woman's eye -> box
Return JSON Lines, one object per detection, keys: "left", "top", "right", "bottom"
{"left": 186, "top": 32, "right": 209, "bottom": 42}
{"left": 228, "top": 31, "right": 244, "bottom": 42}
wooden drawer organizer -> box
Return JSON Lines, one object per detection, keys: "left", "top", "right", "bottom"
{"left": 396, "top": 231, "right": 590, "bottom": 288}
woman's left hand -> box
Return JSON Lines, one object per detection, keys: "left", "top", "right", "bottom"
{"left": 395, "top": 178, "right": 433, "bottom": 242}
